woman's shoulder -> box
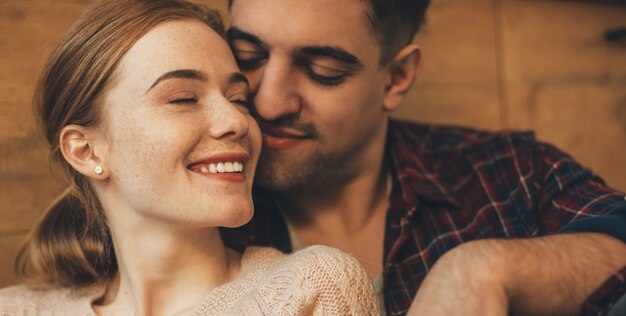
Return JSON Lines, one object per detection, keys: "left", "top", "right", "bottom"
{"left": 0, "top": 284, "right": 67, "bottom": 314}
{"left": 246, "top": 245, "right": 369, "bottom": 284}
{"left": 201, "top": 245, "right": 378, "bottom": 315}
{"left": 281, "top": 245, "right": 370, "bottom": 281}
{"left": 241, "top": 246, "right": 286, "bottom": 268}
{"left": 0, "top": 284, "right": 101, "bottom": 315}
{"left": 290, "top": 244, "right": 363, "bottom": 265}
{"left": 260, "top": 245, "right": 379, "bottom": 315}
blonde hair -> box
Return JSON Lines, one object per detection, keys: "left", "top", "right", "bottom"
{"left": 16, "top": 0, "right": 225, "bottom": 287}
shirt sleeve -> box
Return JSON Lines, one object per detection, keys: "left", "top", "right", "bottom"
{"left": 528, "top": 140, "right": 626, "bottom": 315}
{"left": 582, "top": 266, "right": 626, "bottom": 316}
{"left": 529, "top": 140, "right": 626, "bottom": 242}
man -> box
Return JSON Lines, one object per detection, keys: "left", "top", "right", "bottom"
{"left": 221, "top": 0, "right": 626, "bottom": 315}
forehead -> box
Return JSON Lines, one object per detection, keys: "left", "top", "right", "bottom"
{"left": 230, "top": 0, "right": 378, "bottom": 56}
{"left": 118, "top": 19, "right": 236, "bottom": 87}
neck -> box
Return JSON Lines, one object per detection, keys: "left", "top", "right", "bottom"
{"left": 281, "top": 163, "right": 388, "bottom": 233}
{"left": 94, "top": 210, "right": 240, "bottom": 315}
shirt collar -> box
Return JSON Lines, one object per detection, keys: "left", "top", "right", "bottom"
{"left": 387, "top": 119, "right": 461, "bottom": 210}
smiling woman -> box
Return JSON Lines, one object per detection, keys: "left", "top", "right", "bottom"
{"left": 0, "top": 0, "right": 377, "bottom": 314}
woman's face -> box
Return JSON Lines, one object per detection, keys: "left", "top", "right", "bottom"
{"left": 96, "top": 19, "right": 261, "bottom": 228}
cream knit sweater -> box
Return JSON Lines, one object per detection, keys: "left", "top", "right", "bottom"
{"left": 0, "top": 245, "right": 378, "bottom": 315}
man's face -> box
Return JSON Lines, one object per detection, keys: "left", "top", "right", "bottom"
{"left": 229, "top": 0, "right": 391, "bottom": 191}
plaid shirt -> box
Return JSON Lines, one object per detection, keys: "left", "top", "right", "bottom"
{"left": 222, "top": 119, "right": 626, "bottom": 315}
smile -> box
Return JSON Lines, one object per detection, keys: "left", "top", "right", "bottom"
{"left": 190, "top": 161, "right": 244, "bottom": 174}
{"left": 187, "top": 153, "right": 249, "bottom": 182}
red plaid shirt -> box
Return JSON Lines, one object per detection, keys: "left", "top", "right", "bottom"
{"left": 222, "top": 119, "right": 626, "bottom": 315}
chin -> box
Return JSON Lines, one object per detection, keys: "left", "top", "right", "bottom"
{"left": 219, "top": 204, "right": 254, "bottom": 228}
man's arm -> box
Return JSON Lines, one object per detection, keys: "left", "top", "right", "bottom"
{"left": 408, "top": 233, "right": 626, "bottom": 316}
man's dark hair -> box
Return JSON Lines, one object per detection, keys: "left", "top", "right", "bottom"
{"left": 366, "top": 0, "right": 430, "bottom": 65}
{"left": 228, "top": 0, "right": 430, "bottom": 66}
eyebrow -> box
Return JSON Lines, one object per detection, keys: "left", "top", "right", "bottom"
{"left": 227, "top": 27, "right": 265, "bottom": 47}
{"left": 147, "top": 69, "right": 208, "bottom": 93}
{"left": 228, "top": 27, "right": 362, "bottom": 68}
{"left": 299, "top": 46, "right": 363, "bottom": 67}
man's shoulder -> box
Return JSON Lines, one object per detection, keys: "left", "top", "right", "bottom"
{"left": 389, "top": 119, "right": 536, "bottom": 154}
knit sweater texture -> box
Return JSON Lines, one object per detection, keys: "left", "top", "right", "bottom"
{"left": 0, "top": 245, "right": 378, "bottom": 315}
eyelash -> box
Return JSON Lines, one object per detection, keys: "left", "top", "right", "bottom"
{"left": 235, "top": 57, "right": 266, "bottom": 70}
{"left": 169, "top": 97, "right": 198, "bottom": 104}
{"left": 170, "top": 97, "right": 250, "bottom": 111}
{"left": 232, "top": 99, "right": 251, "bottom": 108}
{"left": 304, "top": 66, "right": 348, "bottom": 86}
{"left": 236, "top": 59, "right": 348, "bottom": 87}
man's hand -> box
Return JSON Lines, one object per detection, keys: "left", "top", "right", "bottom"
{"left": 407, "top": 234, "right": 626, "bottom": 316}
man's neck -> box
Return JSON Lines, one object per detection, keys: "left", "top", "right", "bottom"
{"left": 278, "top": 163, "right": 389, "bottom": 234}
{"left": 276, "top": 159, "right": 390, "bottom": 277}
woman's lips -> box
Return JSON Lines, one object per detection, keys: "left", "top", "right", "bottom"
{"left": 187, "top": 153, "right": 249, "bottom": 182}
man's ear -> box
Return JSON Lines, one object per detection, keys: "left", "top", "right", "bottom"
{"left": 59, "top": 124, "right": 109, "bottom": 179}
{"left": 383, "top": 44, "right": 422, "bottom": 112}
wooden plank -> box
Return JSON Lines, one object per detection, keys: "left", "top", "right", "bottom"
{"left": 0, "top": 175, "right": 65, "bottom": 232}
{"left": 413, "top": 0, "right": 499, "bottom": 86}
{"left": 394, "top": 86, "right": 502, "bottom": 130}
{"left": 0, "top": 233, "right": 28, "bottom": 288}
{"left": 501, "top": 0, "right": 626, "bottom": 190}
{"left": 500, "top": 0, "right": 626, "bottom": 82}
{"left": 397, "top": 0, "right": 501, "bottom": 129}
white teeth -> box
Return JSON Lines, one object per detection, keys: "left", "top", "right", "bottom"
{"left": 195, "top": 161, "right": 244, "bottom": 174}
{"left": 234, "top": 162, "right": 243, "bottom": 172}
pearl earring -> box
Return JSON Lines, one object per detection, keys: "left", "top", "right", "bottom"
{"left": 94, "top": 166, "right": 103, "bottom": 175}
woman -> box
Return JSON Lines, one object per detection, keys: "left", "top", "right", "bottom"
{"left": 0, "top": 0, "right": 377, "bottom": 314}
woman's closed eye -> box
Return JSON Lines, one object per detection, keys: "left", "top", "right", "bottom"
{"left": 169, "top": 97, "right": 198, "bottom": 104}
{"left": 168, "top": 92, "right": 198, "bottom": 105}
{"left": 229, "top": 94, "right": 251, "bottom": 114}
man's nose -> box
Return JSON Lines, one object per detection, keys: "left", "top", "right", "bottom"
{"left": 249, "top": 57, "right": 301, "bottom": 122}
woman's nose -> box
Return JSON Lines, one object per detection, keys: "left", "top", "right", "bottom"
{"left": 206, "top": 97, "right": 250, "bottom": 140}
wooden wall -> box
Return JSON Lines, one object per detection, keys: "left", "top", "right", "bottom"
{"left": 1, "top": 0, "right": 624, "bottom": 287}
{"left": 398, "top": 0, "right": 626, "bottom": 188}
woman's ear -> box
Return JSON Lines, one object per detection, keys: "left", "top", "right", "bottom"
{"left": 59, "top": 124, "right": 109, "bottom": 179}
{"left": 383, "top": 44, "right": 422, "bottom": 112}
